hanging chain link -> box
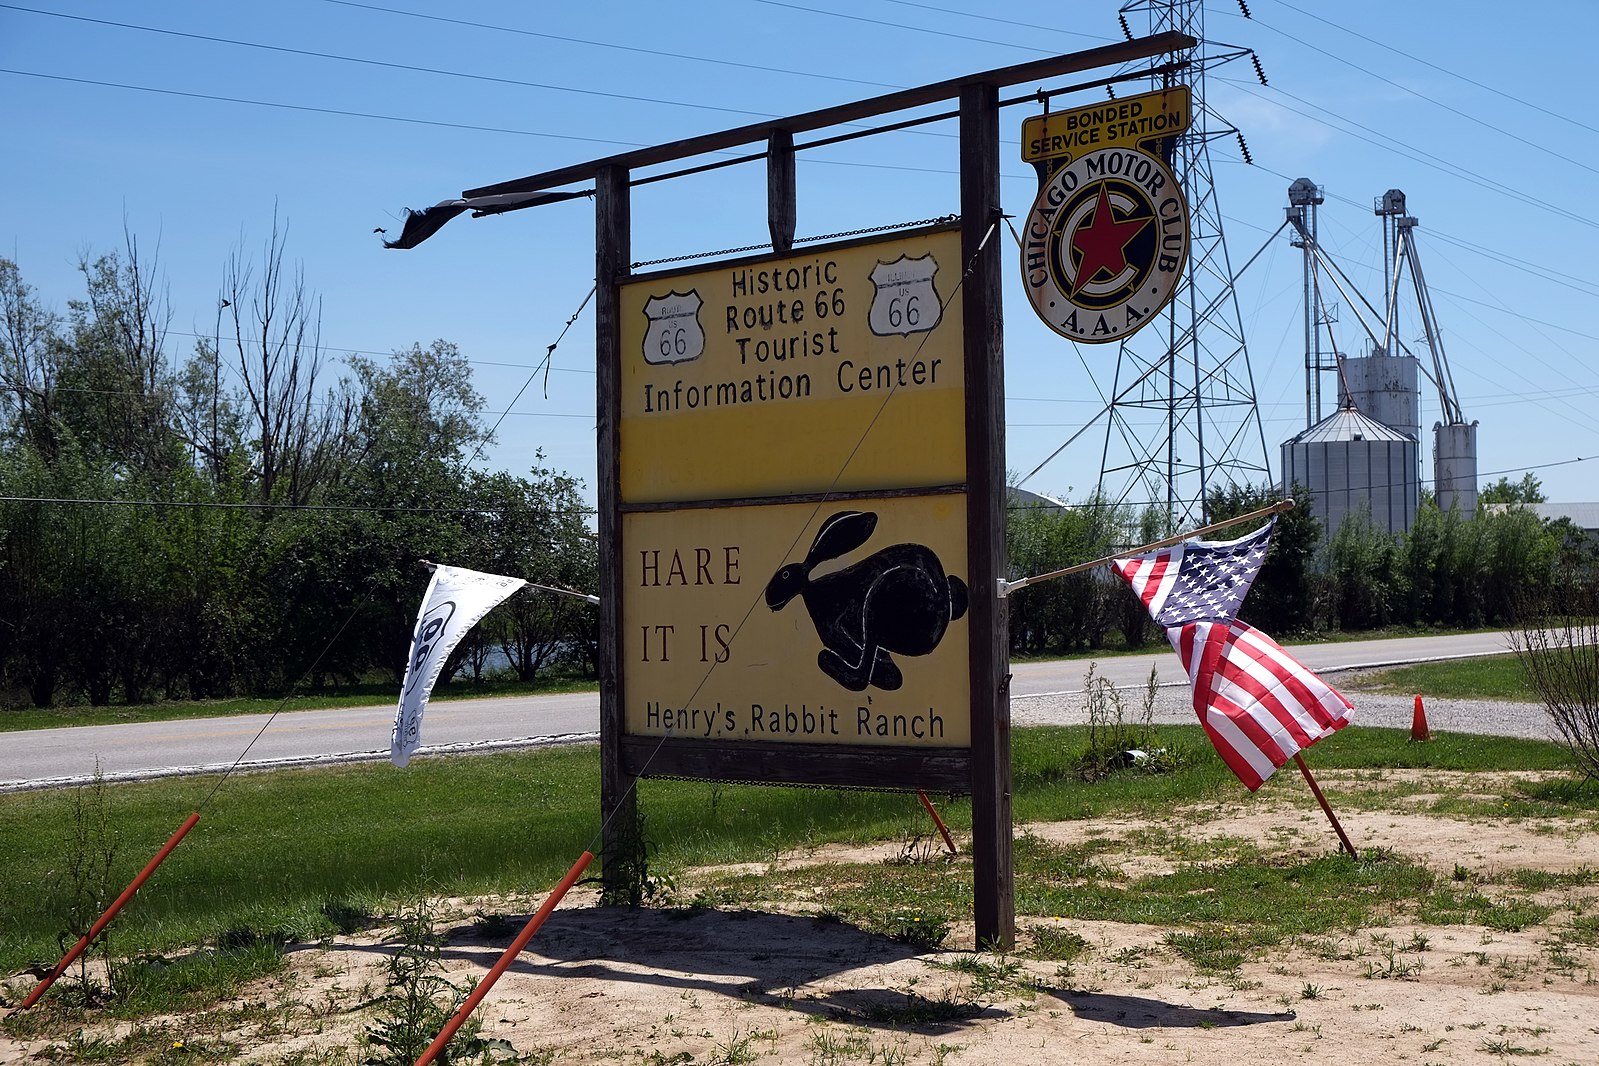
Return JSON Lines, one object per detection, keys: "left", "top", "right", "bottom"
{"left": 630, "top": 214, "right": 959, "bottom": 269}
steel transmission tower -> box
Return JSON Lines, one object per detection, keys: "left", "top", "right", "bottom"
{"left": 1097, "top": 0, "right": 1270, "bottom": 528}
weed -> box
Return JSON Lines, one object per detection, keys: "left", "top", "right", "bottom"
{"left": 56, "top": 764, "right": 120, "bottom": 1003}
{"left": 875, "top": 913, "right": 950, "bottom": 950}
{"left": 846, "top": 987, "right": 977, "bottom": 1026}
{"left": 1361, "top": 945, "right": 1423, "bottom": 981}
{"left": 469, "top": 912, "right": 519, "bottom": 941}
{"left": 1025, "top": 924, "right": 1089, "bottom": 962}
{"left": 1477, "top": 1037, "right": 1532, "bottom": 1055}
{"left": 1300, "top": 982, "right": 1323, "bottom": 1000}
{"left": 1075, "top": 664, "right": 1183, "bottom": 781}
{"left": 937, "top": 956, "right": 1034, "bottom": 999}
{"left": 601, "top": 807, "right": 675, "bottom": 909}
{"left": 709, "top": 1027, "right": 758, "bottom": 1066}
{"left": 1164, "top": 931, "right": 1245, "bottom": 972}
{"left": 363, "top": 895, "right": 512, "bottom": 1066}
{"left": 807, "top": 1027, "right": 869, "bottom": 1065}
{"left": 885, "top": 832, "right": 948, "bottom": 867}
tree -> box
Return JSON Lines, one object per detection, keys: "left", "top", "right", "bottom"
{"left": 0, "top": 257, "right": 64, "bottom": 458}
{"left": 466, "top": 464, "right": 598, "bottom": 681}
{"left": 1480, "top": 472, "right": 1545, "bottom": 506}
{"left": 57, "top": 237, "right": 181, "bottom": 476}
{"left": 1005, "top": 491, "right": 1130, "bottom": 654}
{"left": 216, "top": 214, "right": 356, "bottom": 505}
{"left": 1325, "top": 504, "right": 1398, "bottom": 630}
{"left": 1208, "top": 482, "right": 1322, "bottom": 636}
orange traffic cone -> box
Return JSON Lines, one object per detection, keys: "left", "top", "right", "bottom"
{"left": 1410, "top": 694, "right": 1431, "bottom": 742}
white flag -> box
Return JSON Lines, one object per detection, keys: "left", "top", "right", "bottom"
{"left": 391, "top": 565, "right": 526, "bottom": 767}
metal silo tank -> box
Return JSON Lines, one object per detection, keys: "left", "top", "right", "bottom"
{"left": 1342, "top": 354, "right": 1420, "bottom": 443}
{"left": 1280, "top": 407, "right": 1418, "bottom": 539}
{"left": 1434, "top": 420, "right": 1479, "bottom": 519}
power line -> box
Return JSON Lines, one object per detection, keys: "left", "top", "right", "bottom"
{"left": 0, "top": 67, "right": 650, "bottom": 149}
{"left": 0, "top": 3, "right": 788, "bottom": 123}
{"left": 159, "top": 328, "right": 599, "bottom": 377}
{"left": 1219, "top": 78, "right": 1598, "bottom": 233}
{"left": 0, "top": 69, "right": 1012, "bottom": 182}
{"left": 1260, "top": 0, "right": 1599, "bottom": 140}
{"left": 1214, "top": 5, "right": 1599, "bottom": 181}
{"left": 1219, "top": 156, "right": 1599, "bottom": 306}
{"left": 753, "top": 0, "right": 1051, "bottom": 55}
{"left": 320, "top": 0, "right": 907, "bottom": 91}
{"left": 876, "top": 0, "right": 1117, "bottom": 44}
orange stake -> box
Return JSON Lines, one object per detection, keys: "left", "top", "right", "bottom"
{"left": 917, "top": 790, "right": 958, "bottom": 855}
{"left": 414, "top": 851, "right": 594, "bottom": 1066}
{"left": 22, "top": 811, "right": 202, "bottom": 1009}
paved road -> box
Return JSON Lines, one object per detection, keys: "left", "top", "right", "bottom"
{"left": 0, "top": 631, "right": 1526, "bottom": 791}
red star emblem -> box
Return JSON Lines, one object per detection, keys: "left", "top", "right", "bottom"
{"left": 1068, "top": 183, "right": 1152, "bottom": 297}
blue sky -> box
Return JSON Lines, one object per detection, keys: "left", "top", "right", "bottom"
{"left": 3, "top": 0, "right": 1597, "bottom": 509}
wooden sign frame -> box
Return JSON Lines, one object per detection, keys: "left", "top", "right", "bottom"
{"left": 420, "top": 32, "right": 1196, "bottom": 951}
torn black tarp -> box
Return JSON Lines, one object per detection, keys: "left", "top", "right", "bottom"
{"left": 381, "top": 188, "right": 593, "bottom": 249}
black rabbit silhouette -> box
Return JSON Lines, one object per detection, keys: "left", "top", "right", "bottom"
{"left": 765, "top": 510, "right": 968, "bottom": 692}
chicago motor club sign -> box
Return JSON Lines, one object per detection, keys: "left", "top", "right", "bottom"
{"left": 1022, "top": 145, "right": 1189, "bottom": 344}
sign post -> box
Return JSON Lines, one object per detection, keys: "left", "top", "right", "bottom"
{"left": 960, "top": 81, "right": 1013, "bottom": 948}
{"left": 392, "top": 30, "right": 1197, "bottom": 954}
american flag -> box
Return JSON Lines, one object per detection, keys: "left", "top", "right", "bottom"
{"left": 1169, "top": 620, "right": 1353, "bottom": 791}
{"left": 1112, "top": 518, "right": 1353, "bottom": 790}
{"left": 1112, "top": 519, "right": 1273, "bottom": 628}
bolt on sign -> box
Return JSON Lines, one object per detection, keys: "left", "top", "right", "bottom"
{"left": 618, "top": 225, "right": 971, "bottom": 765}
{"left": 1019, "top": 86, "right": 1192, "bottom": 344}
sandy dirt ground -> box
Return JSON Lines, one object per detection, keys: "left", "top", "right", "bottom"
{"left": 5, "top": 770, "right": 1599, "bottom": 1065}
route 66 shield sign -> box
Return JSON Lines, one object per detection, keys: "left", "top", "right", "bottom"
{"left": 642, "top": 290, "right": 705, "bottom": 365}
{"left": 868, "top": 254, "right": 942, "bottom": 337}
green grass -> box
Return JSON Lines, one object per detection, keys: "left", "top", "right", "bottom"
{"left": 2, "top": 723, "right": 1589, "bottom": 980}
{"left": 0, "top": 673, "right": 599, "bottom": 732}
{"left": 1340, "top": 654, "right": 1532, "bottom": 701}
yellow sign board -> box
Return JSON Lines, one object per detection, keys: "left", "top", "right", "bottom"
{"left": 619, "top": 228, "right": 965, "bottom": 503}
{"left": 1021, "top": 85, "right": 1190, "bottom": 165}
{"left": 623, "top": 494, "right": 970, "bottom": 747}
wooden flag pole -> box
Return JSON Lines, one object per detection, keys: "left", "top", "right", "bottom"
{"left": 22, "top": 812, "right": 202, "bottom": 1009}
{"left": 1293, "top": 754, "right": 1358, "bottom": 858}
{"left": 1000, "top": 499, "right": 1294, "bottom": 595}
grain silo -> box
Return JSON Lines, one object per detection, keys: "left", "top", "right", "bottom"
{"left": 1342, "top": 350, "right": 1420, "bottom": 445}
{"left": 1281, "top": 405, "right": 1418, "bottom": 537}
{"left": 1434, "top": 420, "right": 1480, "bottom": 518}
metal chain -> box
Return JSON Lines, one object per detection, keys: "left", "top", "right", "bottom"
{"left": 630, "top": 214, "right": 959, "bottom": 269}
{"left": 641, "top": 771, "right": 969, "bottom": 797}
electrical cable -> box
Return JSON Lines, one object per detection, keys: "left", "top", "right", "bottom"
{"left": 320, "top": 0, "right": 907, "bottom": 91}
{"left": 1211, "top": 4, "right": 1599, "bottom": 179}
{"left": 0, "top": 67, "right": 649, "bottom": 149}
{"left": 0, "top": 3, "right": 787, "bottom": 123}
{"left": 461, "top": 284, "right": 596, "bottom": 470}
{"left": 876, "top": 0, "right": 1118, "bottom": 44}
{"left": 1219, "top": 77, "right": 1598, "bottom": 233}
{"left": 1260, "top": 0, "right": 1599, "bottom": 139}
{"left": 196, "top": 589, "right": 375, "bottom": 812}
{"left": 753, "top": 0, "right": 1052, "bottom": 55}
